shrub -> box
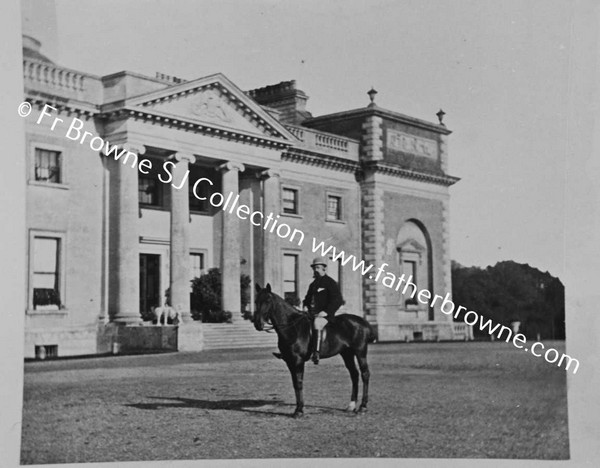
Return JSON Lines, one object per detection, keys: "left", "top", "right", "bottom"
{"left": 191, "top": 268, "right": 251, "bottom": 322}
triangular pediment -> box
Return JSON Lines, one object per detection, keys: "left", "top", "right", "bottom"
{"left": 397, "top": 239, "right": 426, "bottom": 253}
{"left": 125, "top": 73, "right": 295, "bottom": 144}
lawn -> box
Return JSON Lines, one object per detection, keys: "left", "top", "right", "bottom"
{"left": 21, "top": 341, "right": 569, "bottom": 463}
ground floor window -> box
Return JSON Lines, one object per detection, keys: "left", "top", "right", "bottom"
{"left": 190, "top": 252, "right": 205, "bottom": 283}
{"left": 283, "top": 253, "right": 299, "bottom": 305}
{"left": 31, "top": 236, "right": 61, "bottom": 310}
{"left": 402, "top": 259, "right": 418, "bottom": 306}
{"left": 328, "top": 257, "right": 343, "bottom": 291}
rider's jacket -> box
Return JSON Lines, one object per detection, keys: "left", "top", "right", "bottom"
{"left": 302, "top": 274, "right": 344, "bottom": 320}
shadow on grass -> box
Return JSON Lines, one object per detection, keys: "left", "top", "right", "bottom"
{"left": 127, "top": 396, "right": 353, "bottom": 418}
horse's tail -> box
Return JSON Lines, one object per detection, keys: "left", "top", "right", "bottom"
{"left": 366, "top": 322, "right": 377, "bottom": 343}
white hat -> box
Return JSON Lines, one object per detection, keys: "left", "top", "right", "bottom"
{"left": 310, "top": 257, "right": 328, "bottom": 268}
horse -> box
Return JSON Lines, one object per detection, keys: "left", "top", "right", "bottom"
{"left": 253, "top": 283, "right": 374, "bottom": 418}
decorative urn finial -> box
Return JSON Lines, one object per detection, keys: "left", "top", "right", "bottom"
{"left": 367, "top": 87, "right": 378, "bottom": 107}
{"left": 436, "top": 109, "right": 446, "bottom": 125}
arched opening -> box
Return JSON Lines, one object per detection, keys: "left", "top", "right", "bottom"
{"left": 396, "top": 219, "right": 434, "bottom": 320}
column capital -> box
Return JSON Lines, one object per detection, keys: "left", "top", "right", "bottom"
{"left": 217, "top": 161, "right": 245, "bottom": 173}
{"left": 169, "top": 152, "right": 196, "bottom": 164}
{"left": 258, "top": 168, "right": 280, "bottom": 180}
{"left": 122, "top": 142, "right": 146, "bottom": 155}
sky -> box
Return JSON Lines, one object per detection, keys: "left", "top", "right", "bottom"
{"left": 23, "top": 0, "right": 576, "bottom": 279}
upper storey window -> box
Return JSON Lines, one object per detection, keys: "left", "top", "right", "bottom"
{"left": 326, "top": 195, "right": 342, "bottom": 221}
{"left": 34, "top": 148, "right": 61, "bottom": 183}
{"left": 282, "top": 188, "right": 299, "bottom": 215}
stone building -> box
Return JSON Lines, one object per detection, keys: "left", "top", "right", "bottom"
{"left": 22, "top": 35, "right": 471, "bottom": 358}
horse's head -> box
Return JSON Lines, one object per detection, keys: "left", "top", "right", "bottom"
{"left": 253, "top": 283, "right": 275, "bottom": 331}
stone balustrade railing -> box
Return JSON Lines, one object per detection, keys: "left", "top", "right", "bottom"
{"left": 453, "top": 323, "right": 474, "bottom": 340}
{"left": 23, "top": 58, "right": 103, "bottom": 105}
{"left": 284, "top": 124, "right": 359, "bottom": 160}
{"left": 24, "top": 58, "right": 85, "bottom": 91}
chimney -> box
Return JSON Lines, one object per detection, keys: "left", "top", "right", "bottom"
{"left": 247, "top": 80, "right": 312, "bottom": 125}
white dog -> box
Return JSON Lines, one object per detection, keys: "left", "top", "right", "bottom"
{"left": 152, "top": 305, "right": 183, "bottom": 326}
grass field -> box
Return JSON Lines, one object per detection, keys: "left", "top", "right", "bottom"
{"left": 21, "top": 341, "right": 569, "bottom": 463}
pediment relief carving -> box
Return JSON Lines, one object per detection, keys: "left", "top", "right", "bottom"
{"left": 125, "top": 74, "right": 295, "bottom": 144}
{"left": 141, "top": 86, "right": 260, "bottom": 134}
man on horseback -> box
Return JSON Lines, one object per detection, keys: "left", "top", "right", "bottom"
{"left": 303, "top": 257, "right": 344, "bottom": 364}
{"left": 272, "top": 256, "right": 344, "bottom": 364}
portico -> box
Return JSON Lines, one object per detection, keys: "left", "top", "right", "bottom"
{"left": 101, "top": 73, "right": 295, "bottom": 335}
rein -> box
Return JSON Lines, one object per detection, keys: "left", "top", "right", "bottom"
{"left": 262, "top": 297, "right": 310, "bottom": 334}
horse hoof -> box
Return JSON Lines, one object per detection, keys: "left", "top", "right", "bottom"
{"left": 358, "top": 406, "right": 368, "bottom": 413}
{"left": 292, "top": 411, "right": 304, "bottom": 419}
{"left": 346, "top": 402, "right": 357, "bottom": 412}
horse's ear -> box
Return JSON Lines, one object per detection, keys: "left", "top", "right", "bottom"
{"left": 255, "top": 283, "right": 262, "bottom": 293}
{"left": 266, "top": 283, "right": 272, "bottom": 293}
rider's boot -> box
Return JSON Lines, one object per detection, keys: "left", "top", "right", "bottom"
{"left": 312, "top": 330, "right": 322, "bottom": 365}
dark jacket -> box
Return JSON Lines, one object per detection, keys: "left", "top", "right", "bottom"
{"left": 303, "top": 274, "right": 344, "bottom": 319}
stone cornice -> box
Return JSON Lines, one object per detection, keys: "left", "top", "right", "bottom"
{"left": 364, "top": 161, "right": 460, "bottom": 186}
{"left": 25, "top": 93, "right": 98, "bottom": 117}
{"left": 282, "top": 148, "right": 360, "bottom": 173}
{"left": 283, "top": 149, "right": 460, "bottom": 186}
{"left": 97, "top": 107, "right": 292, "bottom": 150}
{"left": 305, "top": 106, "right": 452, "bottom": 135}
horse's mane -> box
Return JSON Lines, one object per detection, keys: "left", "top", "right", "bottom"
{"left": 270, "top": 291, "right": 307, "bottom": 318}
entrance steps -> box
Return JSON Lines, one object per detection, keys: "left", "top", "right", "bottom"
{"left": 201, "top": 320, "right": 278, "bottom": 350}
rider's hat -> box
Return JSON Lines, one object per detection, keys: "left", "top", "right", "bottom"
{"left": 310, "top": 257, "right": 328, "bottom": 268}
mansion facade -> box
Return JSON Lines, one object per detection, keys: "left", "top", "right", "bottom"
{"left": 22, "top": 35, "right": 471, "bottom": 358}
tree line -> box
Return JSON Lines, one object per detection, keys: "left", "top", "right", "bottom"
{"left": 451, "top": 260, "right": 565, "bottom": 340}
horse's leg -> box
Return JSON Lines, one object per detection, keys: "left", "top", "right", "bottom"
{"left": 340, "top": 348, "right": 359, "bottom": 412}
{"left": 286, "top": 359, "right": 305, "bottom": 418}
{"left": 356, "top": 350, "right": 371, "bottom": 412}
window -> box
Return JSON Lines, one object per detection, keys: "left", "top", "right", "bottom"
{"left": 189, "top": 166, "right": 211, "bottom": 213}
{"left": 282, "top": 188, "right": 299, "bottom": 215}
{"left": 326, "top": 195, "right": 342, "bottom": 221}
{"left": 328, "top": 257, "right": 343, "bottom": 290}
{"left": 190, "top": 253, "right": 205, "bottom": 281}
{"left": 32, "top": 237, "right": 61, "bottom": 310}
{"left": 139, "top": 173, "right": 162, "bottom": 206}
{"left": 34, "top": 148, "right": 61, "bottom": 183}
{"left": 283, "top": 254, "right": 299, "bottom": 304}
{"left": 189, "top": 181, "right": 209, "bottom": 212}
{"left": 403, "top": 260, "right": 418, "bottom": 306}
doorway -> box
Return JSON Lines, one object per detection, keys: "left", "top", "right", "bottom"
{"left": 140, "top": 253, "right": 161, "bottom": 320}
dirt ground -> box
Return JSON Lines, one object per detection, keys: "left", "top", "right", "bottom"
{"left": 21, "top": 341, "right": 569, "bottom": 463}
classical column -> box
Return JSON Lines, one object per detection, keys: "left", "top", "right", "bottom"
{"left": 218, "top": 161, "right": 245, "bottom": 321}
{"left": 110, "top": 143, "right": 145, "bottom": 324}
{"left": 260, "top": 169, "right": 281, "bottom": 288}
{"left": 169, "top": 152, "right": 196, "bottom": 323}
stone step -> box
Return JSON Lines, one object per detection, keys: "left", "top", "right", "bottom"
{"left": 203, "top": 333, "right": 276, "bottom": 342}
{"left": 203, "top": 338, "right": 277, "bottom": 350}
{"left": 200, "top": 322, "right": 277, "bottom": 350}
